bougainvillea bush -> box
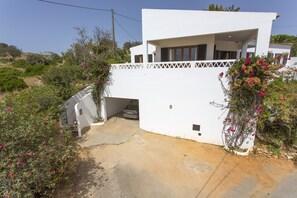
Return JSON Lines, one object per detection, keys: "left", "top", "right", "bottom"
{"left": 219, "top": 56, "right": 283, "bottom": 149}
{"left": 91, "top": 61, "right": 110, "bottom": 109}
{"left": 0, "top": 86, "right": 77, "bottom": 197}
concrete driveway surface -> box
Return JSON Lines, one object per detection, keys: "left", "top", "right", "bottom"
{"left": 55, "top": 117, "right": 297, "bottom": 198}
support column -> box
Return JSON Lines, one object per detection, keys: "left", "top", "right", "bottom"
{"left": 255, "top": 27, "right": 271, "bottom": 57}
{"left": 241, "top": 43, "right": 248, "bottom": 58}
{"left": 143, "top": 41, "right": 148, "bottom": 63}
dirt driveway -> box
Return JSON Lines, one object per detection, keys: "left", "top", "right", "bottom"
{"left": 55, "top": 117, "right": 297, "bottom": 198}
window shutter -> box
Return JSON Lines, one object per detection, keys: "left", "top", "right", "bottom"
{"left": 197, "top": 44, "right": 207, "bottom": 60}
{"left": 161, "top": 48, "right": 168, "bottom": 62}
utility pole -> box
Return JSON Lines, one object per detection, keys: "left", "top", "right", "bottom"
{"left": 111, "top": 9, "right": 116, "bottom": 58}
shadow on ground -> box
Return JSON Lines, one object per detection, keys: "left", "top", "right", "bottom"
{"left": 54, "top": 149, "right": 107, "bottom": 197}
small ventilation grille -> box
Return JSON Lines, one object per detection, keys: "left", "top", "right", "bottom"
{"left": 193, "top": 124, "right": 200, "bottom": 131}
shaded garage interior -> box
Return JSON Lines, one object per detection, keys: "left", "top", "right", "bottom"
{"left": 105, "top": 97, "right": 139, "bottom": 120}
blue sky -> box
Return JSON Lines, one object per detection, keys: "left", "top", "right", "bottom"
{"left": 0, "top": 0, "right": 296, "bottom": 54}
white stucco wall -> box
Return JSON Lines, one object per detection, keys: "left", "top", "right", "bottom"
{"left": 130, "top": 44, "right": 156, "bottom": 63}
{"left": 75, "top": 93, "right": 98, "bottom": 136}
{"left": 103, "top": 65, "right": 240, "bottom": 147}
{"left": 215, "top": 40, "right": 241, "bottom": 51}
{"left": 63, "top": 86, "right": 92, "bottom": 125}
{"left": 247, "top": 43, "right": 291, "bottom": 56}
{"left": 141, "top": 9, "right": 277, "bottom": 62}
{"left": 104, "top": 97, "right": 131, "bottom": 118}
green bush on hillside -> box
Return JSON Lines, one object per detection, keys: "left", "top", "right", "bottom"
{"left": 24, "top": 63, "right": 46, "bottom": 76}
{"left": 42, "top": 65, "right": 84, "bottom": 99}
{"left": 12, "top": 59, "right": 28, "bottom": 68}
{"left": 0, "top": 67, "right": 27, "bottom": 92}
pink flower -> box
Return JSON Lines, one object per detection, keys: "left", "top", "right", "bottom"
{"left": 275, "top": 55, "right": 281, "bottom": 60}
{"left": 24, "top": 152, "right": 33, "bottom": 157}
{"left": 103, "top": 66, "right": 109, "bottom": 71}
{"left": 259, "top": 91, "right": 265, "bottom": 98}
{"left": 7, "top": 173, "right": 12, "bottom": 178}
{"left": 249, "top": 72, "right": 255, "bottom": 76}
{"left": 263, "top": 62, "right": 269, "bottom": 66}
{"left": 218, "top": 72, "right": 224, "bottom": 78}
{"left": 248, "top": 78, "right": 254, "bottom": 85}
{"left": 5, "top": 106, "right": 13, "bottom": 112}
{"left": 245, "top": 57, "right": 251, "bottom": 65}
{"left": 0, "top": 144, "right": 4, "bottom": 150}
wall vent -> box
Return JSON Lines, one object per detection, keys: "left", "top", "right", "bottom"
{"left": 193, "top": 124, "right": 200, "bottom": 131}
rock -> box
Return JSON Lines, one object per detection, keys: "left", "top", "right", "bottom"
{"left": 286, "top": 155, "right": 294, "bottom": 160}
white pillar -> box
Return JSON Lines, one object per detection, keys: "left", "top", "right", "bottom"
{"left": 255, "top": 25, "right": 272, "bottom": 57}
{"left": 206, "top": 35, "right": 215, "bottom": 60}
{"left": 241, "top": 43, "right": 248, "bottom": 58}
{"left": 143, "top": 41, "right": 148, "bottom": 63}
{"left": 236, "top": 50, "right": 241, "bottom": 59}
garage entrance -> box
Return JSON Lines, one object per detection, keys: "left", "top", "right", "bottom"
{"left": 104, "top": 97, "right": 139, "bottom": 120}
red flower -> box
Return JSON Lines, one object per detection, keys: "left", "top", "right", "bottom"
{"left": 249, "top": 72, "right": 255, "bottom": 77}
{"left": 259, "top": 59, "right": 263, "bottom": 65}
{"left": 0, "top": 144, "right": 4, "bottom": 150}
{"left": 244, "top": 57, "right": 251, "bottom": 65}
{"left": 241, "top": 65, "right": 246, "bottom": 71}
{"left": 256, "top": 105, "right": 263, "bottom": 113}
{"left": 104, "top": 81, "right": 107, "bottom": 84}
{"left": 275, "top": 55, "right": 281, "bottom": 60}
{"left": 263, "top": 62, "right": 269, "bottom": 66}
{"left": 259, "top": 91, "right": 265, "bottom": 98}
{"left": 103, "top": 66, "right": 109, "bottom": 71}
{"left": 95, "top": 80, "right": 99, "bottom": 85}
{"left": 218, "top": 72, "right": 224, "bottom": 78}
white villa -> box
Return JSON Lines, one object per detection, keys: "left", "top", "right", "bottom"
{"left": 75, "top": 9, "right": 292, "bottom": 150}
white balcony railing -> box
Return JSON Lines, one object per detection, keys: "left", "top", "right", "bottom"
{"left": 111, "top": 59, "right": 236, "bottom": 70}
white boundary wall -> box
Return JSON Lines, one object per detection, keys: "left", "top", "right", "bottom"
{"left": 104, "top": 60, "right": 255, "bottom": 148}
{"left": 75, "top": 93, "right": 98, "bottom": 136}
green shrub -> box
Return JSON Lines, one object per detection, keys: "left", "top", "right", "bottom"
{"left": 24, "top": 63, "right": 46, "bottom": 76}
{"left": 5, "top": 85, "right": 63, "bottom": 119}
{"left": 258, "top": 78, "right": 297, "bottom": 147}
{"left": 12, "top": 59, "right": 28, "bottom": 68}
{"left": 0, "top": 58, "right": 12, "bottom": 64}
{"left": 26, "top": 54, "right": 48, "bottom": 65}
{"left": 0, "top": 86, "right": 77, "bottom": 197}
{"left": 42, "top": 65, "right": 84, "bottom": 99}
{"left": 0, "top": 67, "right": 27, "bottom": 92}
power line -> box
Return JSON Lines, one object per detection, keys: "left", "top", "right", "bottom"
{"left": 37, "top": 0, "right": 141, "bottom": 23}
{"left": 38, "top": 0, "right": 110, "bottom": 12}
{"left": 115, "top": 18, "right": 138, "bottom": 41}
{"left": 115, "top": 12, "right": 141, "bottom": 23}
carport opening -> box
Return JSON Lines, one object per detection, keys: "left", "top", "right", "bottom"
{"left": 105, "top": 97, "right": 139, "bottom": 121}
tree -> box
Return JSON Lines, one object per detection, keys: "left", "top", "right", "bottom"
{"left": 6, "top": 45, "right": 22, "bottom": 60}
{"left": 0, "top": 43, "right": 8, "bottom": 57}
{"left": 271, "top": 34, "right": 297, "bottom": 56}
{"left": 208, "top": 4, "right": 240, "bottom": 12}
{"left": 92, "top": 27, "right": 114, "bottom": 59}
{"left": 123, "top": 41, "right": 142, "bottom": 51}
